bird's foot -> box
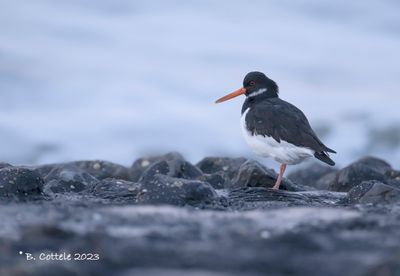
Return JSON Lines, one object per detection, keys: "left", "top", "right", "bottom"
{"left": 272, "top": 163, "right": 286, "bottom": 191}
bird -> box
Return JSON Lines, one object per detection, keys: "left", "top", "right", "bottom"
{"left": 215, "top": 71, "right": 336, "bottom": 190}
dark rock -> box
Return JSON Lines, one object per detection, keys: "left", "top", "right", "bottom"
{"left": 232, "top": 160, "right": 309, "bottom": 191}
{"left": 329, "top": 157, "right": 392, "bottom": 192}
{"left": 137, "top": 174, "right": 217, "bottom": 206}
{"left": 44, "top": 180, "right": 87, "bottom": 194}
{"left": 92, "top": 178, "right": 141, "bottom": 203}
{"left": 288, "top": 163, "right": 337, "bottom": 188}
{"left": 345, "top": 181, "right": 376, "bottom": 204}
{"left": 204, "top": 173, "right": 226, "bottom": 189}
{"left": 228, "top": 187, "right": 346, "bottom": 210}
{"left": 72, "top": 160, "right": 130, "bottom": 180}
{"left": 228, "top": 187, "right": 316, "bottom": 208}
{"left": 140, "top": 152, "right": 204, "bottom": 182}
{"left": 386, "top": 169, "right": 400, "bottom": 180}
{"left": 385, "top": 170, "right": 400, "bottom": 189}
{"left": 346, "top": 180, "right": 400, "bottom": 204}
{"left": 315, "top": 171, "right": 338, "bottom": 191}
{"left": 2, "top": 155, "right": 400, "bottom": 276}
{"left": 0, "top": 202, "right": 378, "bottom": 276}
{"left": 43, "top": 166, "right": 99, "bottom": 194}
{"left": 0, "top": 167, "right": 44, "bottom": 198}
{"left": 196, "top": 157, "right": 247, "bottom": 180}
{"left": 36, "top": 160, "right": 130, "bottom": 181}
{"left": 129, "top": 155, "right": 163, "bottom": 182}
{"left": 34, "top": 163, "right": 59, "bottom": 178}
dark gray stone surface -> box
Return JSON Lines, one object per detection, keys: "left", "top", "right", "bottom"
{"left": 346, "top": 180, "right": 400, "bottom": 204}
{"left": 137, "top": 174, "right": 217, "bottom": 206}
{"left": 328, "top": 157, "right": 393, "bottom": 192}
{"left": 139, "top": 152, "right": 204, "bottom": 182}
{"left": 0, "top": 167, "right": 44, "bottom": 199}
{"left": 288, "top": 163, "right": 337, "bottom": 188}
{"left": 1, "top": 154, "right": 400, "bottom": 276}
{"left": 233, "top": 160, "right": 310, "bottom": 191}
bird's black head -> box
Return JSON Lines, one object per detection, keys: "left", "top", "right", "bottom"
{"left": 215, "top": 71, "right": 279, "bottom": 104}
{"left": 243, "top": 71, "right": 279, "bottom": 98}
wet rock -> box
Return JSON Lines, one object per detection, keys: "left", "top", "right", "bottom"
{"left": 140, "top": 152, "right": 204, "bottom": 182}
{"left": 232, "top": 160, "right": 309, "bottom": 191}
{"left": 72, "top": 160, "right": 130, "bottom": 180}
{"left": 204, "top": 173, "right": 226, "bottom": 189}
{"left": 315, "top": 171, "right": 338, "bottom": 191}
{"left": 329, "top": 157, "right": 392, "bottom": 192}
{"left": 1, "top": 204, "right": 380, "bottom": 276}
{"left": 92, "top": 178, "right": 141, "bottom": 203}
{"left": 34, "top": 163, "right": 59, "bottom": 178}
{"left": 1, "top": 155, "right": 400, "bottom": 276}
{"left": 228, "top": 187, "right": 346, "bottom": 210}
{"left": 43, "top": 166, "right": 99, "bottom": 194}
{"left": 288, "top": 163, "right": 337, "bottom": 188}
{"left": 129, "top": 155, "right": 163, "bottom": 182}
{"left": 346, "top": 180, "right": 400, "bottom": 204}
{"left": 196, "top": 157, "right": 247, "bottom": 180}
{"left": 228, "top": 187, "right": 313, "bottom": 209}
{"left": 0, "top": 167, "right": 44, "bottom": 198}
{"left": 36, "top": 160, "right": 130, "bottom": 181}
{"left": 137, "top": 174, "right": 217, "bottom": 206}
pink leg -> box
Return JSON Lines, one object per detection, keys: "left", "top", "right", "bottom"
{"left": 273, "top": 164, "right": 287, "bottom": 190}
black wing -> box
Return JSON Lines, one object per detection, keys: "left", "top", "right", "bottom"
{"left": 245, "top": 98, "right": 336, "bottom": 155}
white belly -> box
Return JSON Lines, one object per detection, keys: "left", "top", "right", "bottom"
{"left": 240, "top": 108, "right": 314, "bottom": 165}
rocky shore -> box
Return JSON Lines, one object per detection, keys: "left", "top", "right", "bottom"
{"left": 1, "top": 153, "right": 400, "bottom": 276}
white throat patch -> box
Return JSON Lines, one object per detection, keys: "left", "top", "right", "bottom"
{"left": 248, "top": 88, "right": 267, "bottom": 98}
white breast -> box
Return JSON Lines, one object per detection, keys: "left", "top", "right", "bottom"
{"left": 240, "top": 108, "right": 314, "bottom": 165}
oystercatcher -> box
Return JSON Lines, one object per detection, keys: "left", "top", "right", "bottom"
{"left": 215, "top": 71, "right": 336, "bottom": 190}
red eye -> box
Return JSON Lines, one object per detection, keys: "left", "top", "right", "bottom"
{"left": 250, "top": 81, "right": 256, "bottom": 86}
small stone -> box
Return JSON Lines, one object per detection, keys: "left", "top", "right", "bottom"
{"left": 141, "top": 160, "right": 150, "bottom": 167}
{"left": 93, "top": 163, "right": 101, "bottom": 170}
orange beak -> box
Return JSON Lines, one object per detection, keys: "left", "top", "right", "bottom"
{"left": 215, "top": 87, "right": 247, "bottom": 104}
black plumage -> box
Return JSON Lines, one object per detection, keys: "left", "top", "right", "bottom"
{"left": 242, "top": 97, "right": 336, "bottom": 166}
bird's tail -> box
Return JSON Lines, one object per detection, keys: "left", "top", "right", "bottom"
{"left": 314, "top": 151, "right": 335, "bottom": 166}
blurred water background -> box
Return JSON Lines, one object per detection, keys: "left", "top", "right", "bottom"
{"left": 0, "top": 0, "right": 399, "bottom": 167}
